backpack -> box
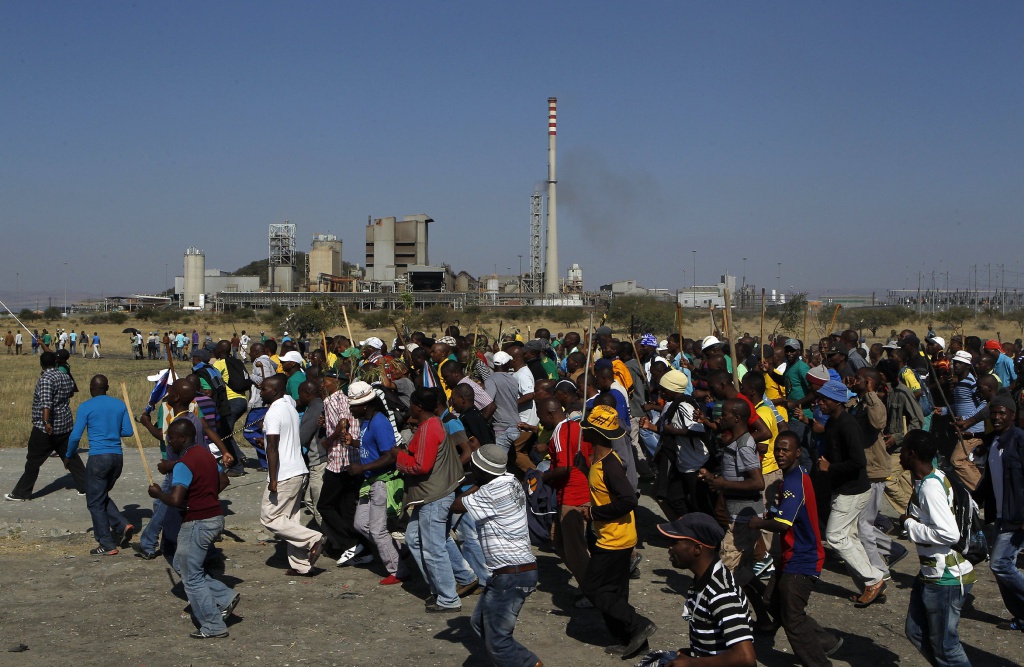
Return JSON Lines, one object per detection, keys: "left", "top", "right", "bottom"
{"left": 523, "top": 468, "right": 558, "bottom": 548}
{"left": 935, "top": 463, "right": 988, "bottom": 564}
{"left": 224, "top": 356, "right": 253, "bottom": 394}
{"left": 196, "top": 363, "right": 231, "bottom": 418}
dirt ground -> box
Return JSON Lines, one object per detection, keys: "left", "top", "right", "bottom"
{"left": 0, "top": 450, "right": 1021, "bottom": 667}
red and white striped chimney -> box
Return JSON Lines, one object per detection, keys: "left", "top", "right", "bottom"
{"left": 544, "top": 97, "right": 559, "bottom": 295}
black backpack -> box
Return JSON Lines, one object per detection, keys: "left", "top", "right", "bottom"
{"left": 224, "top": 356, "right": 253, "bottom": 394}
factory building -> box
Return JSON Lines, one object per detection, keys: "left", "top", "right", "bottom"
{"left": 308, "top": 234, "right": 343, "bottom": 292}
{"left": 365, "top": 214, "right": 431, "bottom": 283}
{"left": 182, "top": 247, "right": 205, "bottom": 309}
{"left": 677, "top": 275, "right": 737, "bottom": 309}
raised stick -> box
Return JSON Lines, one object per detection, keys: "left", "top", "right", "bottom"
{"left": 723, "top": 289, "right": 740, "bottom": 393}
{"left": 826, "top": 304, "right": 842, "bottom": 339}
{"left": 760, "top": 288, "right": 766, "bottom": 360}
{"left": 121, "top": 382, "right": 154, "bottom": 485}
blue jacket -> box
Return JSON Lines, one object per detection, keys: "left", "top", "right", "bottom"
{"left": 68, "top": 395, "right": 134, "bottom": 457}
{"left": 978, "top": 426, "right": 1024, "bottom": 525}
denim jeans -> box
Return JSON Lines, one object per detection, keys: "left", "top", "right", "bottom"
{"left": 470, "top": 569, "right": 539, "bottom": 667}
{"left": 85, "top": 454, "right": 128, "bottom": 550}
{"left": 905, "top": 579, "right": 972, "bottom": 667}
{"left": 173, "top": 515, "right": 235, "bottom": 635}
{"left": 140, "top": 473, "right": 173, "bottom": 554}
{"left": 990, "top": 523, "right": 1024, "bottom": 621}
{"left": 454, "top": 511, "right": 490, "bottom": 586}
{"left": 406, "top": 492, "right": 461, "bottom": 608}
{"left": 495, "top": 428, "right": 521, "bottom": 452}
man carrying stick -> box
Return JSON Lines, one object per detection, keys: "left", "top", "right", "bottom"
{"left": 148, "top": 419, "right": 239, "bottom": 639}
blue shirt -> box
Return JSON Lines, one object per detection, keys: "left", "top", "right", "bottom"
{"left": 995, "top": 353, "right": 1017, "bottom": 385}
{"left": 586, "top": 389, "right": 630, "bottom": 427}
{"left": 92, "top": 335, "right": 100, "bottom": 345}
{"left": 68, "top": 394, "right": 134, "bottom": 457}
{"left": 359, "top": 411, "right": 396, "bottom": 478}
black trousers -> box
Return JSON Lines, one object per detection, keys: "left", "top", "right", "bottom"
{"left": 582, "top": 545, "right": 648, "bottom": 643}
{"left": 767, "top": 572, "right": 839, "bottom": 667}
{"left": 12, "top": 427, "right": 86, "bottom": 498}
{"left": 317, "top": 469, "right": 370, "bottom": 552}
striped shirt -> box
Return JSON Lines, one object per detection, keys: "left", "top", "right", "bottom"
{"left": 685, "top": 559, "right": 754, "bottom": 657}
{"left": 323, "top": 391, "right": 361, "bottom": 473}
{"left": 906, "top": 469, "right": 977, "bottom": 586}
{"left": 946, "top": 373, "right": 985, "bottom": 435}
{"left": 461, "top": 473, "right": 534, "bottom": 570}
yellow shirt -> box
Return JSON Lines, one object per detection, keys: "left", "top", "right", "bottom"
{"left": 900, "top": 367, "right": 920, "bottom": 393}
{"left": 755, "top": 401, "right": 789, "bottom": 475}
{"left": 588, "top": 451, "right": 637, "bottom": 550}
{"left": 270, "top": 354, "right": 284, "bottom": 374}
{"left": 212, "top": 358, "right": 246, "bottom": 401}
{"left": 765, "top": 373, "right": 786, "bottom": 402}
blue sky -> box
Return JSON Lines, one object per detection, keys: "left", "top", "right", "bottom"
{"left": 2, "top": 2, "right": 1023, "bottom": 306}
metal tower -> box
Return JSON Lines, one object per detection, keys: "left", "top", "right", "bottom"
{"left": 268, "top": 222, "right": 296, "bottom": 292}
{"left": 528, "top": 191, "right": 542, "bottom": 293}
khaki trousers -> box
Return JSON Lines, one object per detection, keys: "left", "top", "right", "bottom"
{"left": 261, "top": 474, "right": 323, "bottom": 573}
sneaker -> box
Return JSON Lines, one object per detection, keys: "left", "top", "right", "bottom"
{"left": 90, "top": 546, "right": 119, "bottom": 556}
{"left": 336, "top": 543, "right": 365, "bottom": 566}
{"left": 226, "top": 469, "right": 246, "bottom": 478}
{"left": 996, "top": 618, "right": 1024, "bottom": 632}
{"left": 4, "top": 493, "right": 27, "bottom": 502}
{"left": 350, "top": 554, "right": 374, "bottom": 566}
{"left": 884, "top": 543, "right": 909, "bottom": 569}
{"left": 118, "top": 524, "right": 135, "bottom": 549}
{"left": 456, "top": 579, "right": 479, "bottom": 597}
{"left": 379, "top": 574, "right": 406, "bottom": 586}
{"left": 753, "top": 555, "right": 775, "bottom": 579}
{"left": 134, "top": 550, "right": 158, "bottom": 561}
{"left": 189, "top": 630, "right": 229, "bottom": 639}
{"left": 425, "top": 603, "right": 461, "bottom": 614}
{"left": 221, "top": 593, "right": 241, "bottom": 619}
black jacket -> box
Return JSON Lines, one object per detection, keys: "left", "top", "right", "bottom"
{"left": 823, "top": 410, "right": 869, "bottom": 495}
{"left": 977, "top": 426, "right": 1024, "bottom": 525}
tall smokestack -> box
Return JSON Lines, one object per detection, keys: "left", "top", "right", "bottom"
{"left": 543, "top": 97, "right": 559, "bottom": 295}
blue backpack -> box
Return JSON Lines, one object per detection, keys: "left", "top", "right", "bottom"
{"left": 523, "top": 468, "right": 558, "bottom": 548}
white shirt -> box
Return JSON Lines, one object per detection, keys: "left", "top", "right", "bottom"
{"left": 462, "top": 473, "right": 534, "bottom": 570}
{"left": 990, "top": 433, "right": 1005, "bottom": 519}
{"left": 15, "top": 333, "right": 22, "bottom": 344}
{"left": 263, "top": 394, "right": 308, "bottom": 483}
{"left": 513, "top": 366, "right": 538, "bottom": 426}
{"left": 240, "top": 334, "right": 250, "bottom": 348}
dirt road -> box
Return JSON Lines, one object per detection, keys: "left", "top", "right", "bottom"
{"left": 0, "top": 450, "right": 1020, "bottom": 666}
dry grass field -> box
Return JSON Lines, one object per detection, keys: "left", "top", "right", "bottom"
{"left": 1, "top": 310, "right": 1018, "bottom": 449}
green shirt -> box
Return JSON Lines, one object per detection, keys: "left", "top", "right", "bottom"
{"left": 784, "top": 358, "right": 812, "bottom": 419}
{"left": 286, "top": 369, "right": 306, "bottom": 401}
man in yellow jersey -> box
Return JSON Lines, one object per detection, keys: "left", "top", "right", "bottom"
{"left": 580, "top": 404, "right": 657, "bottom": 660}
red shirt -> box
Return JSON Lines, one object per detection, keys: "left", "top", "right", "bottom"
{"left": 737, "top": 393, "right": 760, "bottom": 428}
{"left": 548, "top": 419, "right": 591, "bottom": 506}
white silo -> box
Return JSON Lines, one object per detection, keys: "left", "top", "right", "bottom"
{"left": 183, "top": 247, "right": 206, "bottom": 309}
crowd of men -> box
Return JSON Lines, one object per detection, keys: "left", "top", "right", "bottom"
{"left": 6, "top": 320, "right": 1024, "bottom": 666}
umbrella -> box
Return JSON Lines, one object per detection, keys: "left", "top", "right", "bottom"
{"left": 122, "top": 327, "right": 141, "bottom": 334}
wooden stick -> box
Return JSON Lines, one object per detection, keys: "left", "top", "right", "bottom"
{"left": 471, "top": 322, "right": 479, "bottom": 350}
{"left": 802, "top": 305, "right": 809, "bottom": 349}
{"left": 760, "top": 288, "right": 766, "bottom": 360}
{"left": 826, "top": 304, "right": 842, "bottom": 338}
{"left": 121, "top": 382, "right": 154, "bottom": 486}
{"left": 722, "top": 289, "right": 740, "bottom": 393}
{"left": 342, "top": 305, "right": 354, "bottom": 345}
{"left": 709, "top": 305, "right": 716, "bottom": 336}
{"left": 676, "top": 302, "right": 684, "bottom": 353}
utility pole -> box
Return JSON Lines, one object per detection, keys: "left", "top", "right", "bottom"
{"left": 692, "top": 250, "right": 696, "bottom": 307}
{"left": 987, "top": 263, "right": 992, "bottom": 311}
{"left": 776, "top": 262, "right": 781, "bottom": 302}
{"left": 1001, "top": 264, "right": 1005, "bottom": 314}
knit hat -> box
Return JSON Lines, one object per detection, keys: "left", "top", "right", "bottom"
{"left": 806, "top": 365, "right": 831, "bottom": 387}
{"left": 438, "top": 336, "right": 457, "bottom": 346}
{"left": 639, "top": 334, "right": 657, "bottom": 347}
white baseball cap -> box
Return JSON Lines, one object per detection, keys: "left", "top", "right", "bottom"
{"left": 492, "top": 351, "right": 513, "bottom": 366}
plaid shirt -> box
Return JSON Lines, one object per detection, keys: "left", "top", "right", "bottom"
{"left": 324, "top": 390, "right": 361, "bottom": 473}
{"left": 32, "top": 369, "right": 76, "bottom": 434}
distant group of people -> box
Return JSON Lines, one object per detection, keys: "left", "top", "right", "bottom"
{"left": 7, "top": 319, "right": 1024, "bottom": 666}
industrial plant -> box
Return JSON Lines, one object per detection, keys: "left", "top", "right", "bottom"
{"left": 166, "top": 97, "right": 600, "bottom": 313}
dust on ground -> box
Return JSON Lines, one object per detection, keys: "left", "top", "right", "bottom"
{"left": 0, "top": 451, "right": 1021, "bottom": 667}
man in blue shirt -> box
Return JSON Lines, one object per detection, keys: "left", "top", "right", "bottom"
{"left": 67, "top": 375, "right": 135, "bottom": 555}
{"left": 985, "top": 339, "right": 1018, "bottom": 388}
